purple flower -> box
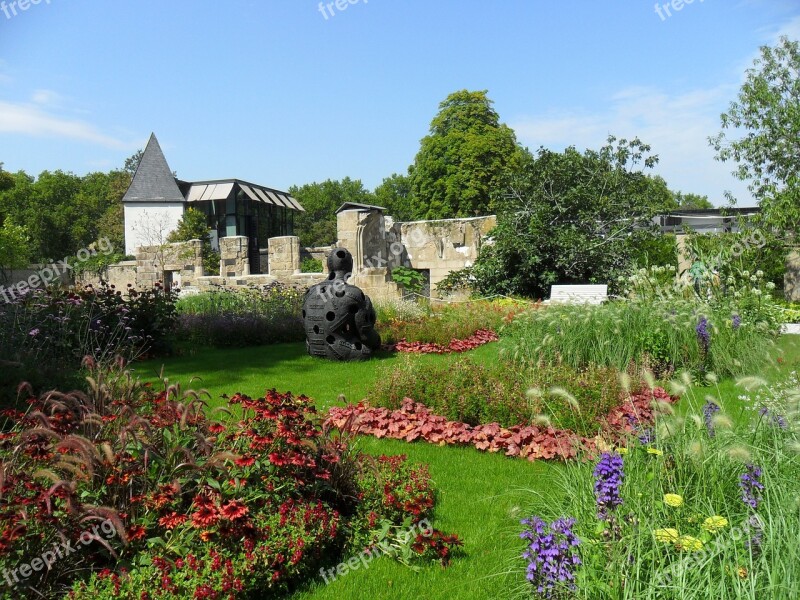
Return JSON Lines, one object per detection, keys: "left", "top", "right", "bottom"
{"left": 740, "top": 464, "right": 764, "bottom": 510}
{"left": 696, "top": 317, "right": 711, "bottom": 352}
{"left": 758, "top": 407, "right": 788, "bottom": 430}
{"left": 732, "top": 314, "right": 742, "bottom": 330}
{"left": 703, "top": 401, "right": 721, "bottom": 437}
{"left": 520, "top": 516, "right": 581, "bottom": 597}
{"left": 637, "top": 427, "right": 654, "bottom": 445}
{"left": 593, "top": 452, "right": 624, "bottom": 519}
{"left": 745, "top": 514, "right": 764, "bottom": 556}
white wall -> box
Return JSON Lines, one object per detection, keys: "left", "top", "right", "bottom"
{"left": 124, "top": 203, "right": 185, "bottom": 255}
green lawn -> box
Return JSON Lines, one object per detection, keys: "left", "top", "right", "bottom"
{"left": 134, "top": 335, "right": 800, "bottom": 600}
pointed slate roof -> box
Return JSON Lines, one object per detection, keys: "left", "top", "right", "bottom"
{"left": 122, "top": 133, "right": 185, "bottom": 203}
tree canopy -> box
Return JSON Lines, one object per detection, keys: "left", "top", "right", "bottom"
{"left": 465, "top": 137, "right": 674, "bottom": 298}
{"left": 408, "top": 90, "right": 524, "bottom": 220}
{"left": 289, "top": 178, "right": 376, "bottom": 247}
{"left": 710, "top": 36, "right": 800, "bottom": 234}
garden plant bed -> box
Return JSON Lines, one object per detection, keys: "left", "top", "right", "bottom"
{"left": 326, "top": 387, "right": 675, "bottom": 461}
{"left": 383, "top": 328, "right": 499, "bottom": 354}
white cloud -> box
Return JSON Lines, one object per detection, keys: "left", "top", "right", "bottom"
{"left": 31, "top": 89, "right": 63, "bottom": 106}
{"left": 510, "top": 83, "right": 756, "bottom": 206}
{"left": 0, "top": 100, "right": 127, "bottom": 149}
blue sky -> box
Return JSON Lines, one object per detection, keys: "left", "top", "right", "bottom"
{"left": 1, "top": 0, "right": 798, "bottom": 205}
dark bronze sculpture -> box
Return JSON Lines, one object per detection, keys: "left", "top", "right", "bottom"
{"left": 302, "top": 248, "right": 381, "bottom": 360}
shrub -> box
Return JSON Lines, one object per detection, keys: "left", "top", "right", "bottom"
{"left": 368, "top": 355, "right": 632, "bottom": 436}
{"left": 0, "top": 282, "right": 177, "bottom": 408}
{"left": 300, "top": 257, "right": 323, "bottom": 273}
{"left": 174, "top": 284, "right": 304, "bottom": 348}
{"left": 0, "top": 362, "right": 457, "bottom": 598}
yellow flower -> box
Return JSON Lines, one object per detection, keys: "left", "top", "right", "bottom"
{"left": 737, "top": 566, "right": 748, "bottom": 579}
{"left": 646, "top": 448, "right": 663, "bottom": 456}
{"left": 676, "top": 535, "right": 703, "bottom": 551}
{"left": 617, "top": 447, "right": 629, "bottom": 455}
{"left": 664, "top": 494, "right": 684, "bottom": 507}
{"left": 653, "top": 528, "right": 680, "bottom": 543}
{"left": 702, "top": 515, "right": 728, "bottom": 533}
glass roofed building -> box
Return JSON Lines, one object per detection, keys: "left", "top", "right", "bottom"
{"left": 123, "top": 133, "right": 304, "bottom": 272}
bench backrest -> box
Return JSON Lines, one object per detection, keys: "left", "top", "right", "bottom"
{"left": 549, "top": 284, "right": 608, "bottom": 305}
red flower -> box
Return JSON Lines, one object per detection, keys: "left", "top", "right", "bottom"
{"left": 235, "top": 456, "right": 255, "bottom": 467}
{"left": 208, "top": 422, "right": 225, "bottom": 434}
{"left": 127, "top": 524, "right": 147, "bottom": 541}
{"left": 220, "top": 501, "right": 249, "bottom": 521}
{"left": 192, "top": 506, "right": 219, "bottom": 528}
{"left": 158, "top": 512, "right": 188, "bottom": 530}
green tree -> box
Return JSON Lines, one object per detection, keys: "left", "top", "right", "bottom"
{"left": 672, "top": 191, "right": 714, "bottom": 210}
{"left": 0, "top": 221, "right": 31, "bottom": 283}
{"left": 374, "top": 173, "right": 414, "bottom": 221}
{"left": 710, "top": 36, "right": 800, "bottom": 234}
{"left": 167, "top": 207, "right": 220, "bottom": 275}
{"left": 289, "top": 178, "right": 376, "bottom": 247}
{"left": 470, "top": 136, "right": 673, "bottom": 298}
{"left": 409, "top": 90, "right": 524, "bottom": 220}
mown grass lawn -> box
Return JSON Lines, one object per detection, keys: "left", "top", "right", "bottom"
{"left": 134, "top": 335, "right": 800, "bottom": 600}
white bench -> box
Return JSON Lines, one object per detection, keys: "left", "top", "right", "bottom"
{"left": 544, "top": 284, "right": 608, "bottom": 305}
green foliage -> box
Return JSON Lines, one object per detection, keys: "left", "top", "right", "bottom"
{"left": 374, "top": 173, "right": 414, "bottom": 221}
{"left": 300, "top": 257, "right": 323, "bottom": 273}
{"left": 672, "top": 191, "right": 714, "bottom": 210}
{"left": 174, "top": 285, "right": 305, "bottom": 348}
{"left": 0, "top": 164, "right": 130, "bottom": 263}
{"left": 683, "top": 227, "right": 786, "bottom": 291}
{"left": 0, "top": 221, "right": 31, "bottom": 283}
{"left": 630, "top": 234, "right": 679, "bottom": 271}
{"left": 507, "top": 282, "right": 780, "bottom": 379}
{"left": 710, "top": 36, "right": 800, "bottom": 235}
{"left": 391, "top": 266, "right": 426, "bottom": 297}
{"left": 471, "top": 136, "right": 674, "bottom": 299}
{"left": 369, "top": 354, "right": 528, "bottom": 427}
{"left": 409, "top": 90, "right": 525, "bottom": 219}
{"left": 368, "top": 355, "right": 627, "bottom": 436}
{"left": 166, "top": 207, "right": 220, "bottom": 275}
{"left": 289, "top": 178, "right": 376, "bottom": 247}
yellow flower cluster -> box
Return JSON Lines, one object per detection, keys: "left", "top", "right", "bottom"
{"left": 701, "top": 515, "right": 728, "bottom": 533}
{"left": 664, "top": 493, "right": 684, "bottom": 507}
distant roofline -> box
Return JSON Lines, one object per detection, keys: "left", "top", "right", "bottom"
{"left": 178, "top": 177, "right": 292, "bottom": 196}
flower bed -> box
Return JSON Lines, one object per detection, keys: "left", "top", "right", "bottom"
{"left": 385, "top": 328, "right": 499, "bottom": 354}
{"left": 0, "top": 361, "right": 459, "bottom": 599}
{"left": 516, "top": 372, "right": 800, "bottom": 598}
{"left": 326, "top": 387, "right": 675, "bottom": 461}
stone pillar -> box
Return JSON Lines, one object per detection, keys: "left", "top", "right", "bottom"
{"left": 268, "top": 236, "right": 300, "bottom": 276}
{"left": 786, "top": 249, "right": 800, "bottom": 302}
{"left": 219, "top": 236, "right": 249, "bottom": 278}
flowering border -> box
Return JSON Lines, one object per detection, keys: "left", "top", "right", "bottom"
{"left": 383, "top": 329, "right": 499, "bottom": 354}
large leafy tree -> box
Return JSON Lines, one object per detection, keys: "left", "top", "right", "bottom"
{"left": 167, "top": 207, "right": 219, "bottom": 275}
{"left": 0, "top": 221, "right": 30, "bottom": 283}
{"left": 409, "top": 90, "right": 524, "bottom": 220}
{"left": 289, "top": 178, "right": 376, "bottom": 247}
{"left": 468, "top": 137, "right": 674, "bottom": 298}
{"left": 710, "top": 36, "right": 800, "bottom": 234}
{"left": 672, "top": 191, "right": 713, "bottom": 210}
{"left": 374, "top": 173, "right": 413, "bottom": 221}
